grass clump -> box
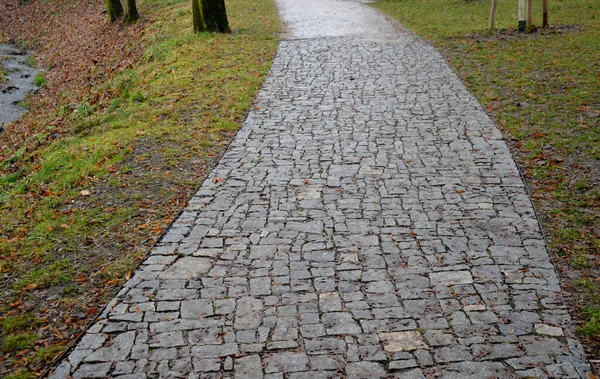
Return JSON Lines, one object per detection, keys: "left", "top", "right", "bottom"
{"left": 3, "top": 333, "right": 38, "bottom": 351}
{"left": 2, "top": 313, "right": 41, "bottom": 335}
{"left": 26, "top": 55, "right": 36, "bottom": 68}
{"left": 373, "top": 0, "right": 599, "bottom": 351}
{"left": 33, "top": 72, "right": 46, "bottom": 86}
{"left": 579, "top": 307, "right": 600, "bottom": 337}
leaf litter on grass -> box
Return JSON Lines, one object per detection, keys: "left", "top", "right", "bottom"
{"left": 0, "top": 0, "right": 280, "bottom": 376}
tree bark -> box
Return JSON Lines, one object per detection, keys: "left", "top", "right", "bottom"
{"left": 489, "top": 0, "right": 498, "bottom": 31}
{"left": 526, "top": 0, "right": 533, "bottom": 32}
{"left": 201, "top": 0, "right": 231, "bottom": 33}
{"left": 542, "top": 0, "right": 549, "bottom": 27}
{"left": 105, "top": 0, "right": 124, "bottom": 23}
{"left": 193, "top": 0, "right": 205, "bottom": 32}
{"left": 124, "top": 0, "right": 140, "bottom": 24}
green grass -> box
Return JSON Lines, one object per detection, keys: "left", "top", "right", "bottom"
{"left": 0, "top": 0, "right": 280, "bottom": 375}
{"left": 373, "top": 0, "right": 599, "bottom": 349}
{"left": 3, "top": 333, "right": 38, "bottom": 351}
{"left": 26, "top": 56, "right": 36, "bottom": 68}
{"left": 33, "top": 72, "right": 46, "bottom": 86}
{"left": 2, "top": 313, "right": 41, "bottom": 335}
{"left": 579, "top": 306, "right": 600, "bottom": 337}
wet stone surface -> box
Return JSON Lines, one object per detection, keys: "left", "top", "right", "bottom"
{"left": 0, "top": 44, "right": 39, "bottom": 129}
{"left": 51, "top": 0, "right": 592, "bottom": 377}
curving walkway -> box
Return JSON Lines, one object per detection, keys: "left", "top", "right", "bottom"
{"left": 51, "top": 0, "right": 592, "bottom": 377}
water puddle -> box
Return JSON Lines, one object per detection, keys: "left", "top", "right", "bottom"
{"left": 0, "top": 43, "right": 40, "bottom": 131}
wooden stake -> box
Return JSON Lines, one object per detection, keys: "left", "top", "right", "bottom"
{"left": 489, "top": 0, "right": 498, "bottom": 31}
{"left": 543, "top": 0, "right": 549, "bottom": 27}
{"left": 526, "top": 0, "right": 533, "bottom": 32}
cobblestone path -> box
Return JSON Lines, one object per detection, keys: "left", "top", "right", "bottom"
{"left": 51, "top": 0, "right": 593, "bottom": 378}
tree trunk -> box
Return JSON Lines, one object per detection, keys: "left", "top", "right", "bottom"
{"left": 542, "top": 0, "right": 549, "bottom": 27}
{"left": 518, "top": 0, "right": 526, "bottom": 32}
{"left": 124, "top": 0, "right": 140, "bottom": 24}
{"left": 526, "top": 0, "right": 533, "bottom": 32}
{"left": 201, "top": 0, "right": 231, "bottom": 33}
{"left": 105, "top": 0, "right": 124, "bottom": 23}
{"left": 489, "top": 0, "right": 498, "bottom": 31}
{"left": 193, "top": 0, "right": 205, "bottom": 32}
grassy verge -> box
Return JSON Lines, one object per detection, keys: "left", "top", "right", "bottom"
{"left": 373, "top": 0, "right": 599, "bottom": 356}
{"left": 0, "top": 0, "right": 279, "bottom": 376}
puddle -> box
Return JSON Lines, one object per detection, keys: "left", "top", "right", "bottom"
{"left": 0, "top": 43, "right": 40, "bottom": 131}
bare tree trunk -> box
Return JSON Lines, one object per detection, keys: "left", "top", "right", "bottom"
{"left": 193, "top": 0, "right": 205, "bottom": 32}
{"left": 201, "top": 0, "right": 231, "bottom": 33}
{"left": 105, "top": 0, "right": 124, "bottom": 23}
{"left": 542, "top": 0, "right": 549, "bottom": 27}
{"left": 124, "top": 0, "right": 139, "bottom": 24}
{"left": 489, "top": 0, "right": 498, "bottom": 31}
{"left": 518, "top": 0, "right": 526, "bottom": 32}
{"left": 526, "top": 0, "right": 533, "bottom": 32}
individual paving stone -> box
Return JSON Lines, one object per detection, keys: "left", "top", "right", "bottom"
{"left": 250, "top": 277, "right": 272, "bottom": 296}
{"left": 72, "top": 362, "right": 112, "bottom": 378}
{"left": 345, "top": 362, "right": 386, "bottom": 379}
{"left": 319, "top": 292, "right": 342, "bottom": 312}
{"left": 322, "top": 312, "right": 362, "bottom": 335}
{"left": 158, "top": 257, "right": 213, "bottom": 280}
{"left": 181, "top": 299, "right": 213, "bottom": 319}
{"left": 434, "top": 345, "right": 472, "bottom": 363}
{"left": 234, "top": 297, "right": 263, "bottom": 330}
{"left": 439, "top": 361, "right": 515, "bottom": 379}
{"left": 235, "top": 355, "right": 263, "bottom": 379}
{"left": 535, "top": 323, "right": 564, "bottom": 337}
{"left": 264, "top": 352, "right": 309, "bottom": 373}
{"left": 379, "top": 331, "right": 429, "bottom": 352}
{"left": 423, "top": 330, "right": 455, "bottom": 347}
{"left": 192, "top": 358, "right": 221, "bottom": 372}
{"left": 429, "top": 271, "right": 473, "bottom": 286}
{"left": 190, "top": 343, "right": 239, "bottom": 358}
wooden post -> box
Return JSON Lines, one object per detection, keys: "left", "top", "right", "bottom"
{"left": 489, "top": 0, "right": 498, "bottom": 31}
{"left": 526, "top": 0, "right": 533, "bottom": 32}
{"left": 543, "top": 0, "right": 549, "bottom": 27}
{"left": 518, "top": 0, "right": 526, "bottom": 33}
